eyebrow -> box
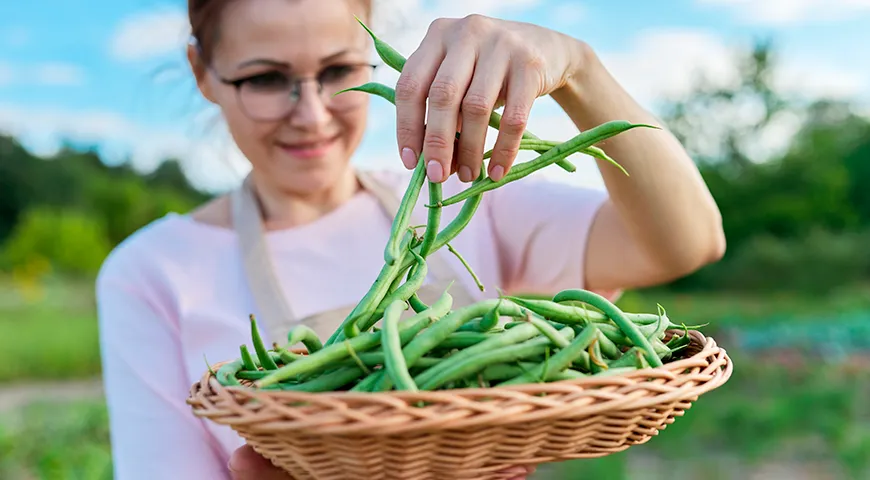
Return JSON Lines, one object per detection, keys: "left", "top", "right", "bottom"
{"left": 235, "top": 49, "right": 360, "bottom": 70}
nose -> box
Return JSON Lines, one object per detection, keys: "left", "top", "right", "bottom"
{"left": 287, "top": 82, "right": 331, "bottom": 130}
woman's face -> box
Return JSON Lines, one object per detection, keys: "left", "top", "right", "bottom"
{"left": 193, "top": 0, "right": 372, "bottom": 196}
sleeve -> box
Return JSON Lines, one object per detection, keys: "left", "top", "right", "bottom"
{"left": 96, "top": 257, "right": 231, "bottom": 480}
{"left": 484, "top": 177, "right": 609, "bottom": 295}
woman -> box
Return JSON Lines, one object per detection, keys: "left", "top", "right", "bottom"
{"left": 95, "top": 0, "right": 726, "bottom": 478}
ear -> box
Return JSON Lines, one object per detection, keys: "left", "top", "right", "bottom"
{"left": 187, "top": 43, "right": 218, "bottom": 104}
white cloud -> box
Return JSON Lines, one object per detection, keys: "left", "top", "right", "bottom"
{"left": 596, "top": 28, "right": 742, "bottom": 106}
{"left": 696, "top": 0, "right": 870, "bottom": 25}
{"left": 0, "top": 62, "right": 86, "bottom": 87}
{"left": 110, "top": 9, "right": 190, "bottom": 61}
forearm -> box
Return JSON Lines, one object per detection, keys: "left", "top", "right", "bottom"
{"left": 549, "top": 42, "right": 726, "bottom": 272}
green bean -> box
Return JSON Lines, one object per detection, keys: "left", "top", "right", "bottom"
{"left": 477, "top": 299, "right": 503, "bottom": 332}
{"left": 261, "top": 366, "right": 366, "bottom": 392}
{"left": 437, "top": 331, "right": 494, "bottom": 350}
{"left": 432, "top": 168, "right": 485, "bottom": 252}
{"left": 256, "top": 312, "right": 433, "bottom": 388}
{"left": 417, "top": 327, "right": 575, "bottom": 390}
{"left": 363, "top": 247, "right": 429, "bottom": 334}
{"left": 286, "top": 325, "right": 323, "bottom": 354}
{"left": 419, "top": 181, "right": 441, "bottom": 257}
{"left": 350, "top": 370, "right": 386, "bottom": 392}
{"left": 382, "top": 300, "right": 418, "bottom": 391}
{"left": 432, "top": 121, "right": 655, "bottom": 208}
{"left": 249, "top": 314, "right": 279, "bottom": 371}
{"left": 521, "top": 312, "right": 571, "bottom": 349}
{"left": 595, "top": 330, "right": 621, "bottom": 359}
{"left": 607, "top": 347, "right": 642, "bottom": 369}
{"left": 552, "top": 289, "right": 662, "bottom": 367}
{"left": 488, "top": 107, "right": 576, "bottom": 173}
{"left": 216, "top": 359, "right": 244, "bottom": 387}
{"left": 239, "top": 345, "right": 257, "bottom": 371}
{"left": 408, "top": 293, "right": 429, "bottom": 313}
{"left": 272, "top": 343, "right": 301, "bottom": 364}
{"left": 356, "top": 17, "right": 406, "bottom": 72}
{"left": 482, "top": 139, "right": 560, "bottom": 160}
{"left": 500, "top": 324, "right": 601, "bottom": 385}
{"left": 385, "top": 153, "right": 427, "bottom": 266}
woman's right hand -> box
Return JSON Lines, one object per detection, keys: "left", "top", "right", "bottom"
{"left": 228, "top": 445, "right": 292, "bottom": 480}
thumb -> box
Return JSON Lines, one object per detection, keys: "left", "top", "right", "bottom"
{"left": 228, "top": 444, "right": 293, "bottom": 480}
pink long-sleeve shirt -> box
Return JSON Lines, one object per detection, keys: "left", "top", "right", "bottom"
{"left": 96, "top": 168, "right": 609, "bottom": 480}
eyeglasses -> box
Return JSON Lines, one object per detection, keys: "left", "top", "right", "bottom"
{"left": 215, "top": 62, "right": 378, "bottom": 121}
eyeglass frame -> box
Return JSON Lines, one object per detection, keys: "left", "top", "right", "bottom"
{"left": 211, "top": 62, "right": 380, "bottom": 122}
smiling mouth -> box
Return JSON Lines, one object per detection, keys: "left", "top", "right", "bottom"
{"left": 276, "top": 134, "right": 340, "bottom": 159}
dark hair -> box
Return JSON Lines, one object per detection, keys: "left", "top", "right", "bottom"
{"left": 189, "top": 0, "right": 373, "bottom": 65}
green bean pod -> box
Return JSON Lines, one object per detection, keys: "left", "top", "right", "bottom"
{"left": 249, "top": 314, "right": 279, "bottom": 371}
{"left": 286, "top": 325, "right": 324, "bottom": 354}
{"left": 261, "top": 366, "right": 367, "bottom": 392}
{"left": 356, "top": 17, "right": 406, "bottom": 72}
{"left": 382, "top": 300, "right": 418, "bottom": 391}
{"left": 239, "top": 345, "right": 257, "bottom": 371}
{"left": 419, "top": 180, "right": 441, "bottom": 258}
{"left": 385, "top": 153, "right": 427, "bottom": 266}
{"left": 552, "top": 289, "right": 663, "bottom": 367}
{"left": 432, "top": 121, "right": 655, "bottom": 208}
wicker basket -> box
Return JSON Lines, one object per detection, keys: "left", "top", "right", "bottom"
{"left": 187, "top": 329, "right": 732, "bottom": 479}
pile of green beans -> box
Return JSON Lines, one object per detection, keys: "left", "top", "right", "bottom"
{"left": 210, "top": 19, "right": 701, "bottom": 394}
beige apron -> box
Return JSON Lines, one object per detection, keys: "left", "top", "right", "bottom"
{"left": 229, "top": 171, "right": 479, "bottom": 345}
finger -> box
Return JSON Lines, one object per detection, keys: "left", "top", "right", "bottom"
{"left": 487, "top": 58, "right": 539, "bottom": 182}
{"left": 420, "top": 44, "right": 477, "bottom": 183}
{"left": 228, "top": 445, "right": 291, "bottom": 480}
{"left": 395, "top": 24, "right": 447, "bottom": 171}
{"left": 455, "top": 48, "right": 509, "bottom": 183}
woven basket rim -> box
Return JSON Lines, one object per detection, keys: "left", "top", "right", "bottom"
{"left": 187, "top": 329, "right": 732, "bottom": 436}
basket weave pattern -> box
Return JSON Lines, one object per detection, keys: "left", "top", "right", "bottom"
{"left": 188, "top": 330, "right": 731, "bottom": 480}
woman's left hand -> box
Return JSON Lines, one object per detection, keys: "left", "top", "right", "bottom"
{"left": 394, "top": 15, "right": 587, "bottom": 184}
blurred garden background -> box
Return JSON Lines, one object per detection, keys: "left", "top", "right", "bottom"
{"left": 2, "top": 0, "right": 870, "bottom": 478}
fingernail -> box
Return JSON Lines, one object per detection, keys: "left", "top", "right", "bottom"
{"left": 458, "top": 165, "right": 472, "bottom": 183}
{"left": 490, "top": 165, "right": 505, "bottom": 182}
{"left": 401, "top": 148, "right": 417, "bottom": 169}
{"left": 426, "top": 161, "right": 443, "bottom": 182}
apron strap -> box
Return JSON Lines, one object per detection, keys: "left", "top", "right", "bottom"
{"left": 231, "top": 175, "right": 298, "bottom": 333}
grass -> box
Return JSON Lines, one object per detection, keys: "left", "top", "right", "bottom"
{"left": 0, "top": 275, "right": 101, "bottom": 383}
{"left": 0, "top": 400, "right": 112, "bottom": 480}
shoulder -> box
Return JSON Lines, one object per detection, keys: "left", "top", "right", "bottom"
{"left": 96, "top": 212, "right": 228, "bottom": 291}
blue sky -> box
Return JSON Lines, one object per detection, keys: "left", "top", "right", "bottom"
{"left": 2, "top": 0, "right": 869, "bottom": 192}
